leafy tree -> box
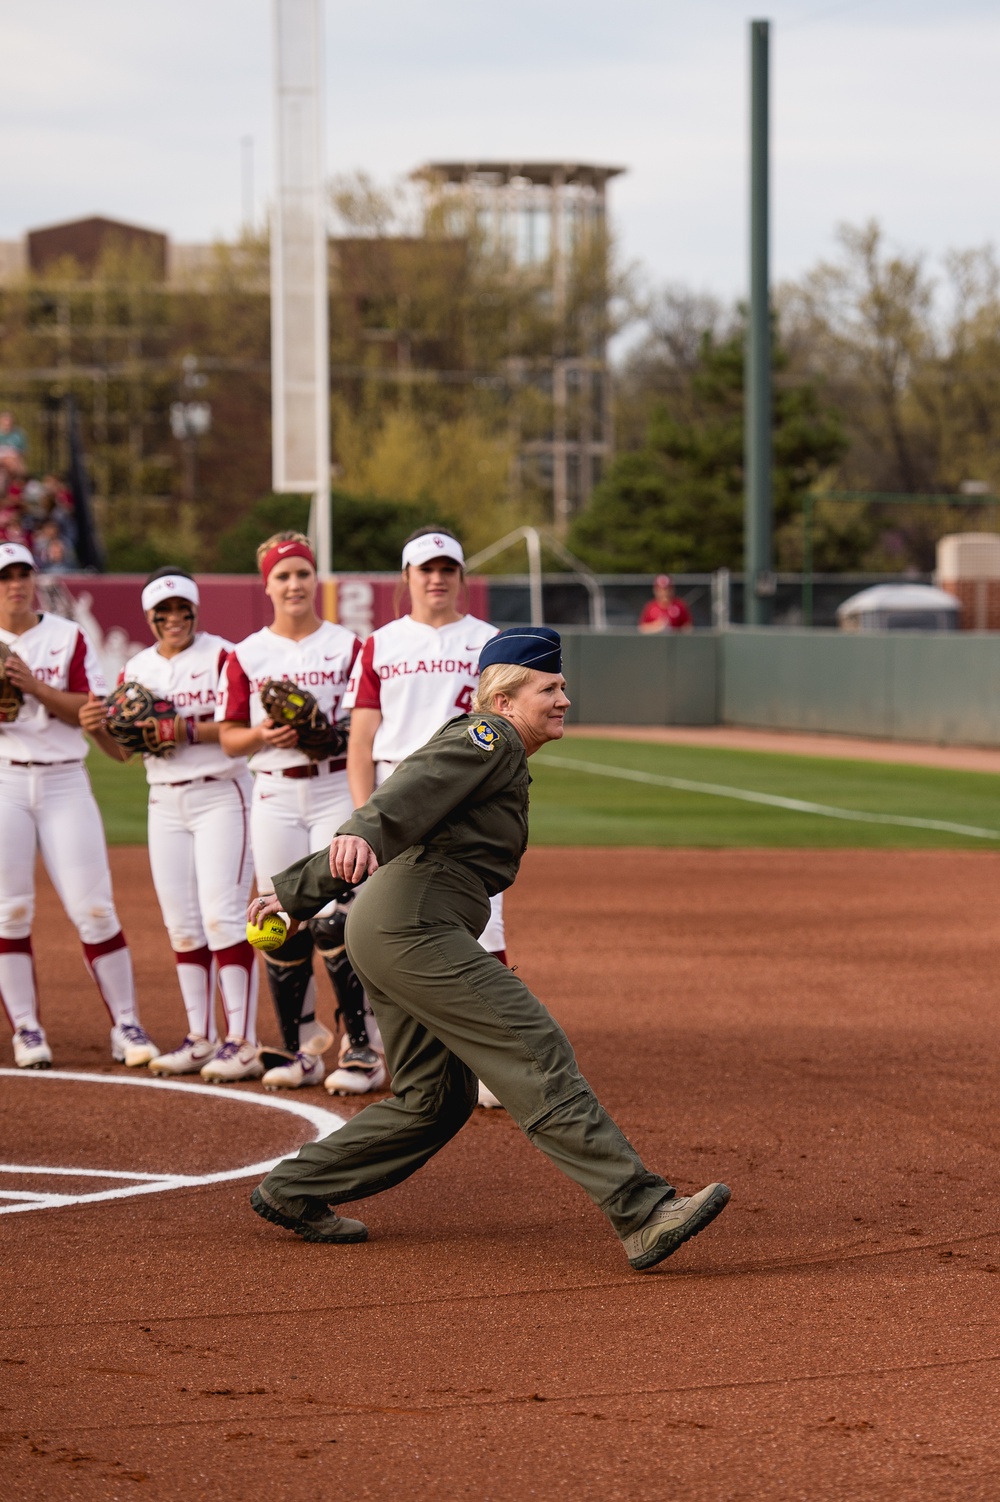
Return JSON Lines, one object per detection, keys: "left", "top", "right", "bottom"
{"left": 331, "top": 403, "right": 535, "bottom": 556}
{"left": 777, "top": 222, "right": 1000, "bottom": 568}
{"left": 779, "top": 221, "right": 937, "bottom": 495}
{"left": 212, "top": 490, "right": 459, "bottom": 574}
{"left": 103, "top": 531, "right": 197, "bottom": 574}
{"left": 570, "top": 322, "right": 845, "bottom": 572}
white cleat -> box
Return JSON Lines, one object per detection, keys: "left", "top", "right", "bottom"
{"left": 149, "top": 1035, "right": 218, "bottom": 1076}
{"left": 200, "top": 1038, "right": 263, "bottom": 1083}
{"left": 262, "top": 1050, "right": 326, "bottom": 1090}
{"left": 13, "top": 1025, "right": 52, "bottom": 1070}
{"left": 324, "top": 1045, "right": 387, "bottom": 1096}
{"left": 111, "top": 1022, "right": 160, "bottom": 1068}
{"left": 477, "top": 1080, "right": 503, "bottom": 1110}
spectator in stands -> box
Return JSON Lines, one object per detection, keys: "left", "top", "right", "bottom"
{"left": 0, "top": 412, "right": 27, "bottom": 478}
{"left": 638, "top": 575, "right": 694, "bottom": 634}
{"left": 0, "top": 494, "right": 28, "bottom": 546}
{"left": 33, "top": 520, "right": 70, "bottom": 573}
{"left": 42, "top": 474, "right": 75, "bottom": 529}
{"left": 20, "top": 479, "right": 47, "bottom": 530}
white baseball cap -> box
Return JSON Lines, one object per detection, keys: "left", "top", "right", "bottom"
{"left": 141, "top": 574, "right": 200, "bottom": 613}
{"left": 402, "top": 533, "right": 464, "bottom": 569}
{"left": 0, "top": 542, "right": 35, "bottom": 572}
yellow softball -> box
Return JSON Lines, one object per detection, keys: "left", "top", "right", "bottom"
{"left": 246, "top": 914, "right": 288, "bottom": 952}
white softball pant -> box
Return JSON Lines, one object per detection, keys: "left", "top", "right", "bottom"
{"left": 0, "top": 761, "right": 123, "bottom": 942}
{"left": 251, "top": 769, "right": 354, "bottom": 904}
{"left": 252, "top": 768, "right": 379, "bottom": 1047}
{"left": 148, "top": 773, "right": 255, "bottom": 951}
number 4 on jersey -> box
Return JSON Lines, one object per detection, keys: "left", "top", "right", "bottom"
{"left": 454, "top": 684, "right": 474, "bottom": 713}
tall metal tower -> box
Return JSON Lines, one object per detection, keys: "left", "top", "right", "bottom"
{"left": 415, "top": 162, "right": 624, "bottom": 534}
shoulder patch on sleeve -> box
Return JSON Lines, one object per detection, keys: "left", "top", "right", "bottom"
{"left": 467, "top": 719, "right": 501, "bottom": 752}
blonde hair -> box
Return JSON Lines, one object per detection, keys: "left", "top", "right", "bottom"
{"left": 473, "top": 663, "right": 534, "bottom": 714}
{"left": 255, "top": 530, "right": 312, "bottom": 569}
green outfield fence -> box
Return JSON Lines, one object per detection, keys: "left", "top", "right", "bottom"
{"left": 561, "top": 629, "right": 1000, "bottom": 746}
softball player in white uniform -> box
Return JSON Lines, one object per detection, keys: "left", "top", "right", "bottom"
{"left": 82, "top": 569, "right": 259, "bottom": 1081}
{"left": 0, "top": 541, "right": 157, "bottom": 1070}
{"left": 343, "top": 527, "right": 503, "bottom": 1106}
{"left": 219, "top": 532, "right": 374, "bottom": 1090}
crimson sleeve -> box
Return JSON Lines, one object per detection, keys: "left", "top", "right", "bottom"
{"left": 638, "top": 602, "right": 657, "bottom": 626}
{"left": 349, "top": 636, "right": 381, "bottom": 712}
{"left": 66, "top": 630, "right": 90, "bottom": 694}
{"left": 219, "top": 650, "right": 252, "bottom": 723}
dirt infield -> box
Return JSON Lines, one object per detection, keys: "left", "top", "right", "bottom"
{"left": 5, "top": 846, "right": 1000, "bottom": 1500}
{"left": 569, "top": 723, "right": 1000, "bottom": 773}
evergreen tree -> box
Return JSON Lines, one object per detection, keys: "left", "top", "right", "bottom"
{"left": 570, "top": 323, "right": 845, "bottom": 572}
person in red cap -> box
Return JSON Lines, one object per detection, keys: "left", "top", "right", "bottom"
{"left": 638, "top": 575, "right": 693, "bottom": 634}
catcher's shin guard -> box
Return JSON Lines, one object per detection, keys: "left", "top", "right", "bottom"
{"left": 309, "top": 906, "right": 368, "bottom": 1050}
{"left": 263, "top": 927, "right": 316, "bottom": 1053}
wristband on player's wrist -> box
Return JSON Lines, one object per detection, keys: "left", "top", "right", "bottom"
{"left": 184, "top": 717, "right": 198, "bottom": 746}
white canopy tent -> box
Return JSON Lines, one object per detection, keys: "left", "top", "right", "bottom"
{"left": 836, "top": 584, "right": 961, "bottom": 632}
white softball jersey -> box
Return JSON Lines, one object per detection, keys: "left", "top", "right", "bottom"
{"left": 219, "top": 622, "right": 361, "bottom": 918}
{"left": 218, "top": 622, "right": 361, "bottom": 774}
{"left": 121, "top": 632, "right": 248, "bottom": 786}
{"left": 0, "top": 612, "right": 106, "bottom": 763}
{"left": 342, "top": 614, "right": 498, "bottom": 773}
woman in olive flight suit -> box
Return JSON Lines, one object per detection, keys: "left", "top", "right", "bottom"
{"left": 248, "top": 626, "right": 730, "bottom": 1271}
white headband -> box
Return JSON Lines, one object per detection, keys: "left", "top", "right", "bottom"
{"left": 141, "top": 575, "right": 200, "bottom": 613}
{"left": 0, "top": 542, "right": 35, "bottom": 572}
{"left": 402, "top": 534, "right": 464, "bottom": 570}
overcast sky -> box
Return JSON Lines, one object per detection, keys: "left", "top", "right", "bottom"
{"left": 3, "top": 0, "right": 998, "bottom": 301}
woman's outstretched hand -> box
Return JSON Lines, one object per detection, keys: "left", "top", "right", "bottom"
{"left": 329, "top": 836, "right": 378, "bottom": 884}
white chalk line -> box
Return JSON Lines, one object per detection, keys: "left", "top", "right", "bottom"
{"left": 541, "top": 755, "right": 1000, "bottom": 842}
{"left": 0, "top": 1069, "right": 346, "bottom": 1216}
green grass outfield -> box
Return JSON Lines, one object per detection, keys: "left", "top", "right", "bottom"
{"left": 86, "top": 748, "right": 149, "bottom": 844}
{"left": 85, "top": 735, "right": 1000, "bottom": 850}
{"left": 528, "top": 738, "right": 1000, "bottom": 848}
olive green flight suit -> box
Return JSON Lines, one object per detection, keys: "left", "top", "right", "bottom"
{"left": 262, "top": 712, "right": 672, "bottom": 1238}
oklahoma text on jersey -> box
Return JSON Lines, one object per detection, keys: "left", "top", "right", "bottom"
{"left": 378, "top": 657, "right": 476, "bottom": 679}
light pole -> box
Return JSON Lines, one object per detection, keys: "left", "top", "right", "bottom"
{"left": 745, "top": 18, "right": 774, "bottom": 625}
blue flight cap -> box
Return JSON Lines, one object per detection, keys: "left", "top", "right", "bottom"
{"left": 478, "top": 626, "right": 562, "bottom": 675}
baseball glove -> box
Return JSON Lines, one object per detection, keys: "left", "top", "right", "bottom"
{"left": 259, "top": 678, "right": 348, "bottom": 762}
{"left": 103, "top": 680, "right": 180, "bottom": 758}
{"left": 0, "top": 641, "right": 24, "bottom": 724}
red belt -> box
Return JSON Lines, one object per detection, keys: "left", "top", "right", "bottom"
{"left": 164, "top": 774, "right": 224, "bottom": 788}
{"left": 1, "top": 759, "right": 84, "bottom": 769}
{"left": 258, "top": 757, "right": 346, "bottom": 780}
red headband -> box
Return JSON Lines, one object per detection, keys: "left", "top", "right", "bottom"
{"left": 260, "top": 540, "right": 316, "bottom": 585}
